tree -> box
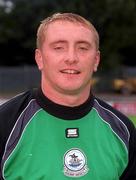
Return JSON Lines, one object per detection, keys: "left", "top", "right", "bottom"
{"left": 0, "top": 0, "right": 136, "bottom": 69}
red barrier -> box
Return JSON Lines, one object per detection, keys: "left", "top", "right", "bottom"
{"left": 113, "top": 102, "right": 136, "bottom": 115}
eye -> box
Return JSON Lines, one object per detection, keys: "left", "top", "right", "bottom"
{"left": 80, "top": 47, "right": 88, "bottom": 50}
{"left": 78, "top": 46, "right": 89, "bottom": 51}
{"left": 54, "top": 46, "right": 64, "bottom": 50}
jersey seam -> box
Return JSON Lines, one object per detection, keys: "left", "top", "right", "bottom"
{"left": 93, "top": 99, "right": 130, "bottom": 153}
{"left": 94, "top": 99, "right": 130, "bottom": 140}
{"left": 2, "top": 99, "right": 42, "bottom": 179}
{"left": 92, "top": 107, "right": 128, "bottom": 154}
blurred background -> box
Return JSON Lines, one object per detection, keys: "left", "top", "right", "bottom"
{"left": 0, "top": 0, "right": 136, "bottom": 125}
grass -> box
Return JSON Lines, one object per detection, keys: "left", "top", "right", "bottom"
{"left": 129, "top": 116, "right": 136, "bottom": 126}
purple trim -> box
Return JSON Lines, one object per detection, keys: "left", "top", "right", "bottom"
{"left": 1, "top": 99, "right": 41, "bottom": 175}
{"left": 94, "top": 99, "right": 129, "bottom": 151}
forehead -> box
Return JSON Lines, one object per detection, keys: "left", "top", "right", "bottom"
{"left": 44, "top": 21, "right": 95, "bottom": 43}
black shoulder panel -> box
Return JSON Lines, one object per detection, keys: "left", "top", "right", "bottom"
{"left": 94, "top": 97, "right": 136, "bottom": 179}
{"left": 0, "top": 90, "right": 35, "bottom": 165}
{"left": 94, "top": 97, "right": 135, "bottom": 138}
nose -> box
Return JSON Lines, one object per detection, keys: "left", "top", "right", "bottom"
{"left": 64, "top": 47, "right": 78, "bottom": 65}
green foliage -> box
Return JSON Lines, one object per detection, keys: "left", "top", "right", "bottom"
{"left": 129, "top": 116, "right": 136, "bottom": 126}
{"left": 0, "top": 0, "right": 136, "bottom": 68}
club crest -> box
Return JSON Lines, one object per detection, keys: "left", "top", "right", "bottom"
{"left": 63, "top": 148, "right": 89, "bottom": 177}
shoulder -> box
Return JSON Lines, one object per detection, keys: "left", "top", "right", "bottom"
{"left": 0, "top": 90, "right": 35, "bottom": 116}
{"left": 94, "top": 97, "right": 136, "bottom": 179}
{"left": 0, "top": 89, "right": 38, "bottom": 165}
{"left": 93, "top": 97, "right": 135, "bottom": 132}
{"left": 93, "top": 97, "right": 135, "bottom": 150}
{"left": 0, "top": 89, "right": 36, "bottom": 143}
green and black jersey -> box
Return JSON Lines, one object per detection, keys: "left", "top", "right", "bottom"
{"left": 0, "top": 88, "right": 136, "bottom": 180}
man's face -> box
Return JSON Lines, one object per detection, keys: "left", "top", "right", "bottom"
{"left": 35, "top": 21, "right": 100, "bottom": 96}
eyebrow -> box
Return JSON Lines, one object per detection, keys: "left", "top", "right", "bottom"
{"left": 76, "top": 40, "right": 92, "bottom": 46}
{"left": 50, "top": 40, "right": 67, "bottom": 46}
{"left": 50, "top": 40, "right": 92, "bottom": 46}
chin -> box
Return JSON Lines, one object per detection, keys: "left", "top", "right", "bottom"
{"left": 59, "top": 85, "right": 83, "bottom": 95}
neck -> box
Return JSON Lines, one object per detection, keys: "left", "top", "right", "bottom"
{"left": 41, "top": 84, "right": 91, "bottom": 107}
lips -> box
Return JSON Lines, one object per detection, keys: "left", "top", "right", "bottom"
{"left": 60, "top": 69, "right": 80, "bottom": 74}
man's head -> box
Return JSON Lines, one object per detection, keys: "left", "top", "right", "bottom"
{"left": 36, "top": 13, "right": 99, "bottom": 50}
{"left": 35, "top": 12, "right": 100, "bottom": 105}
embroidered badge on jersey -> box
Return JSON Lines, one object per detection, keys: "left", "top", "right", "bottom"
{"left": 63, "top": 148, "right": 89, "bottom": 177}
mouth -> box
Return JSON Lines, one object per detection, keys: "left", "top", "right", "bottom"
{"left": 60, "top": 69, "right": 80, "bottom": 74}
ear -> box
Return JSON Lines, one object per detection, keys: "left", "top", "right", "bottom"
{"left": 35, "top": 49, "right": 43, "bottom": 70}
{"left": 93, "top": 50, "right": 100, "bottom": 72}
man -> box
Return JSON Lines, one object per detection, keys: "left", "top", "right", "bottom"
{"left": 0, "top": 13, "right": 136, "bottom": 179}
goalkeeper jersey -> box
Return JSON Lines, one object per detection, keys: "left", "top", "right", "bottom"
{"left": 0, "top": 88, "right": 136, "bottom": 180}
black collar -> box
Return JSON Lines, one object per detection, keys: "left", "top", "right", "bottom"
{"left": 35, "top": 88, "right": 94, "bottom": 120}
